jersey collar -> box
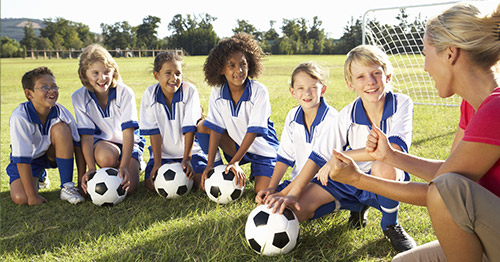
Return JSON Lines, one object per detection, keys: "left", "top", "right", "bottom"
{"left": 221, "top": 78, "right": 252, "bottom": 102}
{"left": 293, "top": 97, "right": 329, "bottom": 143}
{"left": 25, "top": 101, "right": 59, "bottom": 125}
{"left": 351, "top": 91, "right": 397, "bottom": 126}
{"left": 154, "top": 83, "right": 183, "bottom": 106}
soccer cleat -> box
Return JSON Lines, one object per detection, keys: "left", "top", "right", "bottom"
{"left": 348, "top": 205, "right": 369, "bottom": 229}
{"left": 38, "top": 172, "right": 50, "bottom": 189}
{"left": 60, "top": 182, "right": 85, "bottom": 204}
{"left": 383, "top": 224, "right": 417, "bottom": 252}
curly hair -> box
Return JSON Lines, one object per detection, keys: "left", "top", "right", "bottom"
{"left": 203, "top": 33, "right": 264, "bottom": 86}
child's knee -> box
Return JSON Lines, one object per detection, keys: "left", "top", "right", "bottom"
{"left": 50, "top": 122, "right": 72, "bottom": 137}
{"left": 371, "top": 161, "right": 397, "bottom": 180}
{"left": 10, "top": 191, "right": 28, "bottom": 205}
{"left": 94, "top": 153, "right": 119, "bottom": 168}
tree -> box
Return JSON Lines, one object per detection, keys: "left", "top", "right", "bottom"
{"left": 136, "top": 15, "right": 161, "bottom": 49}
{"left": 232, "top": 20, "right": 261, "bottom": 41}
{"left": 101, "top": 21, "right": 136, "bottom": 50}
{"left": 167, "top": 14, "right": 218, "bottom": 55}
{"left": 1, "top": 36, "right": 22, "bottom": 57}
{"left": 41, "top": 18, "right": 94, "bottom": 49}
{"left": 20, "top": 22, "right": 37, "bottom": 49}
{"left": 334, "top": 17, "right": 363, "bottom": 54}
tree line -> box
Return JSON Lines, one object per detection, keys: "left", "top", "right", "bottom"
{"left": 1, "top": 10, "right": 424, "bottom": 58}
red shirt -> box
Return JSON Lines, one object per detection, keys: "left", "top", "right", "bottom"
{"left": 459, "top": 87, "right": 500, "bottom": 197}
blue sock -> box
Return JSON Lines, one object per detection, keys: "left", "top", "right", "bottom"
{"left": 195, "top": 133, "right": 210, "bottom": 155}
{"left": 56, "top": 157, "right": 74, "bottom": 188}
{"left": 378, "top": 195, "right": 400, "bottom": 230}
{"left": 311, "top": 201, "right": 338, "bottom": 220}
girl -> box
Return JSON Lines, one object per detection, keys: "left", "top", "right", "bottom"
{"left": 72, "top": 44, "right": 144, "bottom": 195}
{"left": 319, "top": 3, "right": 500, "bottom": 261}
{"left": 140, "top": 52, "right": 220, "bottom": 191}
{"left": 198, "top": 33, "right": 279, "bottom": 193}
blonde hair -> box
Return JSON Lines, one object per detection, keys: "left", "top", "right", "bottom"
{"left": 426, "top": 3, "right": 500, "bottom": 69}
{"left": 344, "top": 45, "right": 393, "bottom": 84}
{"left": 78, "top": 44, "right": 121, "bottom": 91}
{"left": 291, "top": 61, "right": 327, "bottom": 87}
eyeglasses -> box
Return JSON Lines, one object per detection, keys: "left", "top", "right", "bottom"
{"left": 34, "top": 85, "right": 59, "bottom": 92}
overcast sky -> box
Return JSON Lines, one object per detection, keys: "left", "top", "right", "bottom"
{"left": 1, "top": 0, "right": 496, "bottom": 39}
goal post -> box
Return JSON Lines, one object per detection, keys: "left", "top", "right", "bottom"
{"left": 362, "top": 1, "right": 461, "bottom": 106}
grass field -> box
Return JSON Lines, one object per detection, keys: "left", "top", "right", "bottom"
{"left": 0, "top": 55, "right": 459, "bottom": 261}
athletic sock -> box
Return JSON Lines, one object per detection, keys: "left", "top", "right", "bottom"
{"left": 378, "top": 195, "right": 400, "bottom": 230}
{"left": 56, "top": 157, "right": 74, "bottom": 188}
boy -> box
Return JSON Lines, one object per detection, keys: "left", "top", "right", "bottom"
{"left": 6, "top": 67, "right": 84, "bottom": 205}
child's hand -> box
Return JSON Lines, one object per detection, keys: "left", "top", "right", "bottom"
{"left": 81, "top": 169, "right": 96, "bottom": 194}
{"left": 255, "top": 187, "right": 275, "bottom": 205}
{"left": 265, "top": 194, "right": 300, "bottom": 215}
{"left": 181, "top": 158, "right": 194, "bottom": 180}
{"left": 226, "top": 162, "right": 245, "bottom": 188}
{"left": 118, "top": 166, "right": 131, "bottom": 192}
{"left": 201, "top": 165, "right": 214, "bottom": 191}
{"left": 366, "top": 125, "right": 394, "bottom": 161}
{"left": 28, "top": 194, "right": 47, "bottom": 206}
{"left": 317, "top": 158, "right": 334, "bottom": 186}
{"left": 150, "top": 163, "right": 162, "bottom": 181}
{"left": 326, "top": 149, "right": 363, "bottom": 186}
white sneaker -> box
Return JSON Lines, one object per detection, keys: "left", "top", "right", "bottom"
{"left": 39, "top": 172, "right": 50, "bottom": 189}
{"left": 60, "top": 182, "right": 85, "bottom": 204}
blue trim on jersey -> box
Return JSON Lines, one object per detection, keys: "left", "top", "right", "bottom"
{"left": 352, "top": 91, "right": 397, "bottom": 127}
{"left": 24, "top": 101, "right": 61, "bottom": 135}
{"left": 87, "top": 88, "right": 117, "bottom": 118}
{"left": 277, "top": 154, "right": 295, "bottom": 167}
{"left": 140, "top": 128, "right": 161, "bottom": 135}
{"left": 309, "top": 151, "right": 327, "bottom": 168}
{"left": 182, "top": 125, "right": 196, "bottom": 134}
{"left": 121, "top": 120, "right": 139, "bottom": 131}
{"left": 247, "top": 126, "right": 267, "bottom": 135}
{"left": 78, "top": 128, "right": 96, "bottom": 135}
{"left": 154, "top": 83, "right": 184, "bottom": 120}
{"left": 264, "top": 119, "right": 279, "bottom": 150}
{"left": 11, "top": 155, "right": 32, "bottom": 164}
{"left": 388, "top": 136, "right": 408, "bottom": 153}
{"left": 203, "top": 119, "right": 226, "bottom": 134}
{"left": 293, "top": 98, "right": 329, "bottom": 143}
{"left": 220, "top": 79, "right": 252, "bottom": 117}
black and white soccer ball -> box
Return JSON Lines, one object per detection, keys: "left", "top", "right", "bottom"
{"left": 204, "top": 165, "right": 244, "bottom": 204}
{"left": 154, "top": 162, "right": 193, "bottom": 199}
{"left": 87, "top": 167, "right": 127, "bottom": 207}
{"left": 245, "top": 205, "right": 300, "bottom": 256}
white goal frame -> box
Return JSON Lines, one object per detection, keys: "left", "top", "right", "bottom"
{"left": 362, "top": 1, "right": 461, "bottom": 106}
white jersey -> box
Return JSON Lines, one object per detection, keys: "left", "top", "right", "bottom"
{"left": 278, "top": 98, "right": 338, "bottom": 181}
{"left": 9, "top": 101, "right": 80, "bottom": 163}
{"left": 140, "top": 82, "right": 205, "bottom": 159}
{"left": 204, "top": 80, "right": 279, "bottom": 158}
{"left": 72, "top": 82, "right": 142, "bottom": 146}
{"left": 312, "top": 92, "right": 413, "bottom": 172}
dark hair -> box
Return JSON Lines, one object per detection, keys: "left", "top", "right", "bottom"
{"left": 203, "top": 33, "right": 264, "bottom": 86}
{"left": 22, "top": 66, "right": 54, "bottom": 91}
{"left": 153, "top": 52, "right": 184, "bottom": 73}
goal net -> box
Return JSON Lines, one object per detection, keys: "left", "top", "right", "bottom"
{"left": 362, "top": 2, "right": 461, "bottom": 106}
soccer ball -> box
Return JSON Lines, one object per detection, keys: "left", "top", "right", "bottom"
{"left": 245, "top": 205, "right": 300, "bottom": 256}
{"left": 87, "top": 167, "right": 127, "bottom": 207}
{"left": 154, "top": 162, "right": 193, "bottom": 199}
{"left": 204, "top": 165, "right": 244, "bottom": 204}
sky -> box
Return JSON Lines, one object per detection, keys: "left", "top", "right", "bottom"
{"left": 1, "top": 0, "right": 497, "bottom": 39}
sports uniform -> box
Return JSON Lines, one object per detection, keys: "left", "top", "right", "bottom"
{"left": 72, "top": 82, "right": 145, "bottom": 162}
{"left": 140, "top": 82, "right": 220, "bottom": 177}
{"left": 311, "top": 92, "right": 413, "bottom": 229}
{"left": 203, "top": 79, "right": 279, "bottom": 177}
{"left": 6, "top": 101, "right": 80, "bottom": 185}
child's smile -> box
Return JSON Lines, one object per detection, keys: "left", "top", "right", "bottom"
{"left": 222, "top": 51, "right": 248, "bottom": 90}
{"left": 86, "top": 61, "right": 114, "bottom": 94}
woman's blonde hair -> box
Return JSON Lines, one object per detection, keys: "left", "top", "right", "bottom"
{"left": 426, "top": 3, "right": 500, "bottom": 69}
{"left": 78, "top": 44, "right": 121, "bottom": 91}
{"left": 344, "top": 45, "right": 393, "bottom": 84}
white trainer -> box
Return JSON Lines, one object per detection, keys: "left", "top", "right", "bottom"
{"left": 60, "top": 182, "right": 85, "bottom": 204}
{"left": 39, "top": 173, "right": 50, "bottom": 189}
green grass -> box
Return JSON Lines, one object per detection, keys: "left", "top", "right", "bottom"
{"left": 0, "top": 55, "right": 459, "bottom": 261}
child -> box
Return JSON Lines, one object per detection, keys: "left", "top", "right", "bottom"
{"left": 316, "top": 45, "right": 415, "bottom": 252}
{"left": 140, "top": 52, "right": 221, "bottom": 190}
{"left": 72, "top": 44, "right": 144, "bottom": 195}
{"left": 198, "top": 33, "right": 279, "bottom": 193}
{"left": 255, "top": 62, "right": 340, "bottom": 216}
{"left": 6, "top": 66, "right": 85, "bottom": 205}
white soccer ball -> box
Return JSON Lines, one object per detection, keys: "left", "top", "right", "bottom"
{"left": 154, "top": 162, "right": 193, "bottom": 199}
{"left": 204, "top": 165, "right": 244, "bottom": 204}
{"left": 245, "top": 205, "right": 300, "bottom": 256}
{"left": 87, "top": 167, "right": 127, "bottom": 207}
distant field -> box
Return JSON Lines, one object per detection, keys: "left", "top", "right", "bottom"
{"left": 0, "top": 56, "right": 459, "bottom": 261}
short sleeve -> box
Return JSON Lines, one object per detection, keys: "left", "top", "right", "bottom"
{"left": 182, "top": 84, "right": 202, "bottom": 134}
{"left": 459, "top": 99, "right": 474, "bottom": 130}
{"left": 139, "top": 86, "right": 160, "bottom": 135}
{"left": 9, "top": 111, "right": 34, "bottom": 163}
{"left": 276, "top": 111, "right": 296, "bottom": 167}
{"left": 247, "top": 83, "right": 272, "bottom": 135}
{"left": 72, "top": 88, "right": 96, "bottom": 135}
{"left": 386, "top": 94, "right": 413, "bottom": 153}
{"left": 204, "top": 88, "right": 226, "bottom": 134}
{"left": 119, "top": 85, "right": 139, "bottom": 131}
